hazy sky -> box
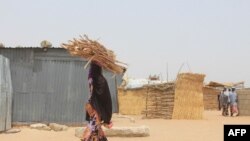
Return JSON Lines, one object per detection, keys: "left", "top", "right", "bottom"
{"left": 1, "top": 0, "right": 250, "bottom": 86}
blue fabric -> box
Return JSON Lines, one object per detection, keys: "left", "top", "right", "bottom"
{"left": 229, "top": 92, "right": 237, "bottom": 105}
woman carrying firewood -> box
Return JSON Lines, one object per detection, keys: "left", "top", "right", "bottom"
{"left": 81, "top": 61, "right": 113, "bottom": 141}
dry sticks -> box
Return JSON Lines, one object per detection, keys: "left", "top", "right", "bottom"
{"left": 61, "top": 35, "right": 126, "bottom": 74}
{"left": 142, "top": 83, "right": 175, "bottom": 119}
{"left": 142, "top": 73, "right": 206, "bottom": 120}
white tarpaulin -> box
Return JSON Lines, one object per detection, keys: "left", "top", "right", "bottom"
{"left": 124, "top": 78, "right": 168, "bottom": 89}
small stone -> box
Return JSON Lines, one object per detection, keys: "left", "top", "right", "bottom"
{"left": 30, "top": 123, "right": 51, "bottom": 131}
{"left": 4, "top": 128, "right": 21, "bottom": 134}
{"left": 49, "top": 123, "right": 68, "bottom": 131}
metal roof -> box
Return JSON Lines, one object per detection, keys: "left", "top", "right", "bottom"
{"left": 1, "top": 46, "right": 63, "bottom": 48}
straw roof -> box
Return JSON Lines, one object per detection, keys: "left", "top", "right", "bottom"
{"left": 206, "top": 81, "right": 244, "bottom": 88}
{"left": 61, "top": 35, "right": 126, "bottom": 74}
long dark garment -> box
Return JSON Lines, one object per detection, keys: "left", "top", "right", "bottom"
{"left": 82, "top": 62, "right": 112, "bottom": 141}
{"left": 87, "top": 75, "right": 112, "bottom": 124}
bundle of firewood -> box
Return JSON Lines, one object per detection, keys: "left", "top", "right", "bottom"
{"left": 61, "top": 35, "right": 126, "bottom": 74}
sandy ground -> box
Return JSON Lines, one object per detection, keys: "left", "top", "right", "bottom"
{"left": 1, "top": 111, "right": 250, "bottom": 141}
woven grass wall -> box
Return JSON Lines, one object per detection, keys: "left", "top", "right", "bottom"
{"left": 237, "top": 88, "right": 250, "bottom": 95}
{"left": 118, "top": 88, "right": 147, "bottom": 115}
{"left": 203, "top": 87, "right": 220, "bottom": 110}
{"left": 172, "top": 73, "right": 205, "bottom": 119}
{"left": 237, "top": 89, "right": 250, "bottom": 116}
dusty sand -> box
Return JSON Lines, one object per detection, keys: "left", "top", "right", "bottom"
{"left": 1, "top": 111, "right": 250, "bottom": 141}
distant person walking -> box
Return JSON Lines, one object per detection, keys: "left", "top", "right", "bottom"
{"left": 229, "top": 87, "right": 239, "bottom": 116}
{"left": 220, "top": 88, "right": 230, "bottom": 116}
{"left": 218, "top": 90, "right": 223, "bottom": 110}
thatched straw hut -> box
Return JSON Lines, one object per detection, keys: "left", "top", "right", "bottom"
{"left": 119, "top": 73, "right": 206, "bottom": 120}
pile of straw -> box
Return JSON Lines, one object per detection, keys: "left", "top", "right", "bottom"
{"left": 61, "top": 35, "right": 126, "bottom": 74}
{"left": 172, "top": 73, "right": 205, "bottom": 119}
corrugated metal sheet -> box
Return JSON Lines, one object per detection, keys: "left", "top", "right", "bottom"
{"left": 0, "top": 55, "right": 12, "bottom": 131}
{"left": 3, "top": 46, "right": 62, "bottom": 48}
{"left": 0, "top": 48, "right": 121, "bottom": 124}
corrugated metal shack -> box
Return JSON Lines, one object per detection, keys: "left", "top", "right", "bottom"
{"left": 0, "top": 47, "right": 122, "bottom": 125}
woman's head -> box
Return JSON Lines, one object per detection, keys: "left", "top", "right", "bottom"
{"left": 88, "top": 61, "right": 102, "bottom": 78}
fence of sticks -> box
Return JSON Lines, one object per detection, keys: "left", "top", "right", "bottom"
{"left": 142, "top": 73, "right": 205, "bottom": 119}
{"left": 142, "top": 82, "right": 175, "bottom": 119}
